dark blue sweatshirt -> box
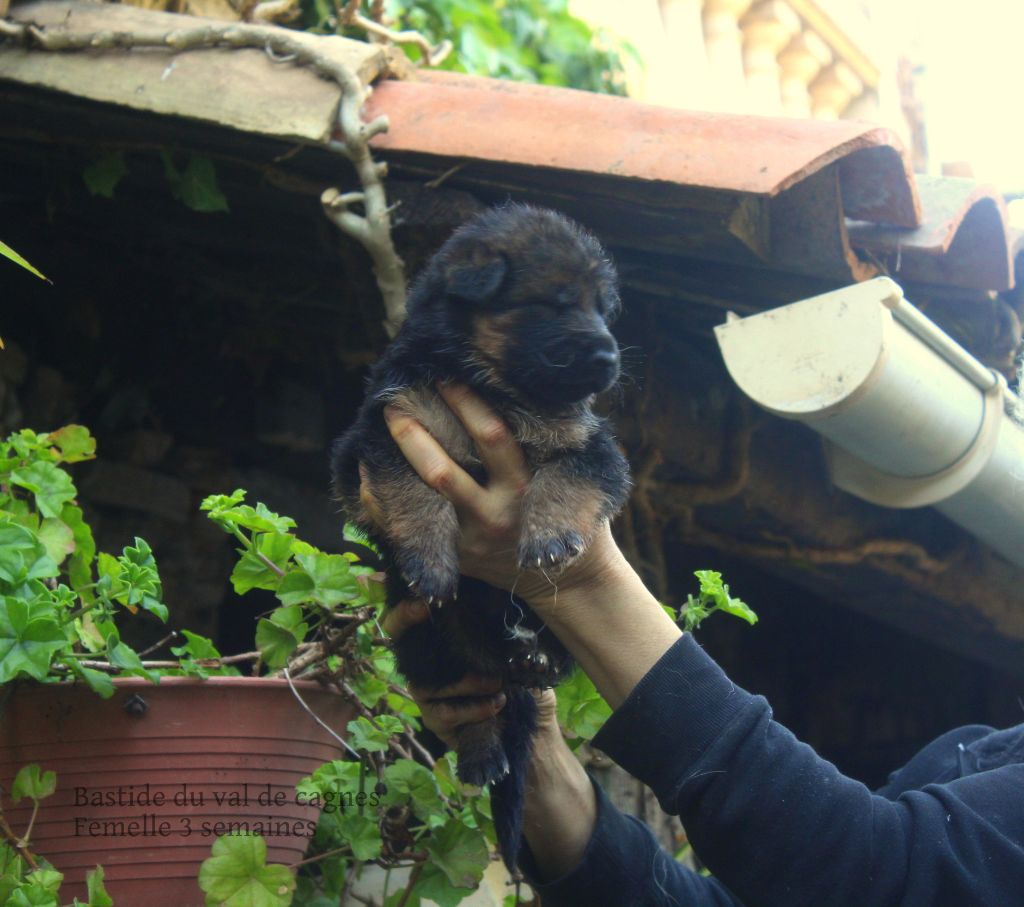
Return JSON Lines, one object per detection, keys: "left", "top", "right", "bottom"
{"left": 520, "top": 634, "right": 1024, "bottom": 906}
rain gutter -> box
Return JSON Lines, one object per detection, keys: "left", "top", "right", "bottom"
{"left": 715, "top": 277, "right": 1024, "bottom": 568}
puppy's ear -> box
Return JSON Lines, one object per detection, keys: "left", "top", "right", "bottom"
{"left": 444, "top": 245, "right": 508, "bottom": 304}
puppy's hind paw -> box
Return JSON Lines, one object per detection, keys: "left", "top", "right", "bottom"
{"left": 398, "top": 558, "right": 460, "bottom": 605}
{"left": 457, "top": 748, "right": 510, "bottom": 787}
{"left": 517, "top": 531, "right": 585, "bottom": 571}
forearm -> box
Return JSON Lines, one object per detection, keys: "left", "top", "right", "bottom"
{"left": 537, "top": 524, "right": 682, "bottom": 710}
{"left": 520, "top": 721, "right": 597, "bottom": 880}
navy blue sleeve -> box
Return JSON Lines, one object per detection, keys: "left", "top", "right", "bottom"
{"left": 589, "top": 634, "right": 1024, "bottom": 907}
{"left": 518, "top": 774, "right": 741, "bottom": 906}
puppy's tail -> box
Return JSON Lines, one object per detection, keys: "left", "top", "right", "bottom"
{"left": 455, "top": 686, "right": 538, "bottom": 872}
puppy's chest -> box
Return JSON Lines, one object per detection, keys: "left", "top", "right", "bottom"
{"left": 385, "top": 387, "right": 594, "bottom": 467}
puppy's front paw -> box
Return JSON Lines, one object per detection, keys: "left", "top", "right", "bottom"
{"left": 507, "top": 650, "right": 557, "bottom": 687}
{"left": 517, "top": 531, "right": 585, "bottom": 570}
{"left": 397, "top": 554, "right": 460, "bottom": 604}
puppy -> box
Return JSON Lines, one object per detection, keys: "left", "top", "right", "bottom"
{"left": 331, "top": 204, "right": 630, "bottom": 869}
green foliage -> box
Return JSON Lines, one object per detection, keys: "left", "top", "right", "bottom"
{"left": 679, "top": 569, "right": 759, "bottom": 633}
{"left": 83, "top": 153, "right": 128, "bottom": 199}
{"left": 0, "top": 426, "right": 171, "bottom": 693}
{"left": 556, "top": 666, "right": 612, "bottom": 743}
{"left": 0, "top": 764, "right": 112, "bottom": 907}
{"left": 198, "top": 833, "right": 296, "bottom": 907}
{"left": 199, "top": 489, "right": 491, "bottom": 905}
{"left": 161, "top": 151, "right": 230, "bottom": 213}
{"left": 303, "top": 0, "right": 634, "bottom": 95}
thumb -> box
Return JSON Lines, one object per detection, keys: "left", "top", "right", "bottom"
{"left": 382, "top": 599, "right": 431, "bottom": 640}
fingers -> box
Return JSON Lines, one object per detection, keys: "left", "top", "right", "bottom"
{"left": 358, "top": 463, "right": 386, "bottom": 529}
{"left": 381, "top": 599, "right": 430, "bottom": 639}
{"left": 383, "top": 408, "right": 482, "bottom": 504}
{"left": 437, "top": 383, "right": 528, "bottom": 494}
{"left": 412, "top": 676, "right": 508, "bottom": 748}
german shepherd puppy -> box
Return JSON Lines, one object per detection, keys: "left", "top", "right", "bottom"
{"left": 331, "top": 204, "right": 630, "bottom": 869}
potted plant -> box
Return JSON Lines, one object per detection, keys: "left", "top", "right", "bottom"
{"left": 0, "top": 425, "right": 504, "bottom": 906}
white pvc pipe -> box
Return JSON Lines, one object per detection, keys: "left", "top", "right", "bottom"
{"left": 714, "top": 277, "right": 1024, "bottom": 569}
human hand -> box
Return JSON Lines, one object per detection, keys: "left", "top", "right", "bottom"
{"left": 373, "top": 382, "right": 622, "bottom": 611}
{"left": 408, "top": 675, "right": 559, "bottom": 752}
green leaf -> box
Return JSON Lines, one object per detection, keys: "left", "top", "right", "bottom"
{"left": 107, "top": 641, "right": 159, "bottom": 683}
{"left": 197, "top": 833, "right": 295, "bottom": 907}
{"left": 0, "top": 521, "right": 59, "bottom": 590}
{"left": 230, "top": 532, "right": 294, "bottom": 594}
{"left": 36, "top": 518, "right": 75, "bottom": 567}
{"left": 45, "top": 426, "right": 96, "bottom": 464}
{"left": 424, "top": 819, "right": 489, "bottom": 889}
{"left": 9, "top": 462, "right": 77, "bottom": 520}
{"left": 66, "top": 659, "right": 115, "bottom": 698}
{"left": 0, "top": 240, "right": 49, "bottom": 282}
{"left": 84, "top": 865, "right": 113, "bottom": 907}
{"left": 685, "top": 570, "right": 758, "bottom": 630}
{"left": 254, "top": 619, "right": 300, "bottom": 671}
{"left": 413, "top": 862, "right": 476, "bottom": 907}
{"left": 0, "top": 597, "right": 65, "bottom": 682}
{"left": 11, "top": 764, "right": 57, "bottom": 802}
{"left": 63, "top": 504, "right": 96, "bottom": 594}
{"left": 556, "top": 667, "right": 611, "bottom": 740}
{"left": 383, "top": 760, "right": 446, "bottom": 826}
{"left": 83, "top": 153, "right": 128, "bottom": 199}
{"left": 180, "top": 154, "right": 230, "bottom": 213}
{"left": 170, "top": 629, "right": 222, "bottom": 661}
{"left": 277, "top": 552, "right": 361, "bottom": 608}
{"left": 348, "top": 672, "right": 388, "bottom": 708}
{"left": 346, "top": 715, "right": 403, "bottom": 753}
{"left": 335, "top": 812, "right": 382, "bottom": 862}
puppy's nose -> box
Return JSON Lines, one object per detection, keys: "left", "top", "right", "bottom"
{"left": 589, "top": 340, "right": 620, "bottom": 370}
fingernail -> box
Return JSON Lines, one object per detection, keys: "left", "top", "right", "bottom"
{"left": 493, "top": 692, "right": 507, "bottom": 711}
{"left": 383, "top": 405, "right": 396, "bottom": 422}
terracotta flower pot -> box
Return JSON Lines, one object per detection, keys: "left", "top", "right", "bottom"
{"left": 0, "top": 676, "right": 357, "bottom": 907}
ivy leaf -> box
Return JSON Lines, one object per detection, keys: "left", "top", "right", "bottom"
{"left": 45, "top": 426, "right": 96, "bottom": 464}
{"left": 0, "top": 597, "right": 65, "bottom": 682}
{"left": 162, "top": 151, "right": 230, "bottom": 214}
{"left": 335, "top": 812, "right": 382, "bottom": 862}
{"left": 83, "top": 153, "right": 128, "bottom": 199}
{"left": 197, "top": 833, "right": 295, "bottom": 907}
{"left": 9, "top": 461, "right": 77, "bottom": 520}
{"left": 11, "top": 764, "right": 57, "bottom": 803}
{"left": 424, "top": 819, "right": 489, "bottom": 889}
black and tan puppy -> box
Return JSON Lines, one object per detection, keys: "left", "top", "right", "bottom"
{"left": 331, "top": 204, "right": 630, "bottom": 869}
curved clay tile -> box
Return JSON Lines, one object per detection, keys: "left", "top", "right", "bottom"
{"left": 846, "top": 177, "right": 1014, "bottom": 292}
{"left": 368, "top": 70, "right": 920, "bottom": 229}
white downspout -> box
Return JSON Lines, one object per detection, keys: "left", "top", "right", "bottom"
{"left": 714, "top": 276, "right": 1024, "bottom": 569}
